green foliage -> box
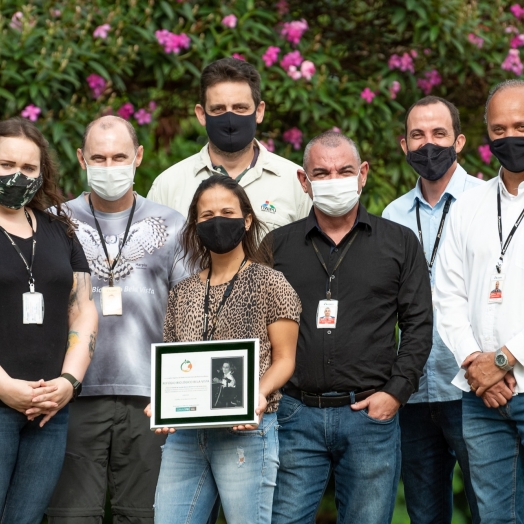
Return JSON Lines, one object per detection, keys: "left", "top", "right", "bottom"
{"left": 0, "top": 0, "right": 520, "bottom": 212}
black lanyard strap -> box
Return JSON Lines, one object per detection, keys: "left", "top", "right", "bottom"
{"left": 311, "top": 230, "right": 359, "bottom": 300}
{"left": 89, "top": 194, "right": 136, "bottom": 285}
{"left": 416, "top": 195, "right": 453, "bottom": 273}
{"left": 496, "top": 184, "right": 524, "bottom": 273}
{"left": 203, "top": 257, "right": 247, "bottom": 341}
{"left": 0, "top": 208, "right": 36, "bottom": 288}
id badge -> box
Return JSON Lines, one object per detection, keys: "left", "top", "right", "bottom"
{"left": 101, "top": 286, "right": 123, "bottom": 316}
{"left": 317, "top": 299, "right": 338, "bottom": 328}
{"left": 488, "top": 274, "right": 504, "bottom": 304}
{"left": 23, "top": 291, "right": 44, "bottom": 324}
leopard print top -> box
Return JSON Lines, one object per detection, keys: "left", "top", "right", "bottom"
{"left": 163, "top": 263, "right": 301, "bottom": 412}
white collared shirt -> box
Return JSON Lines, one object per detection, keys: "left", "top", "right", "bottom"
{"left": 434, "top": 174, "right": 524, "bottom": 391}
{"left": 147, "top": 139, "right": 312, "bottom": 230}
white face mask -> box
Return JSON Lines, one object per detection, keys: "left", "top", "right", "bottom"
{"left": 84, "top": 153, "right": 137, "bottom": 202}
{"left": 306, "top": 172, "right": 361, "bottom": 217}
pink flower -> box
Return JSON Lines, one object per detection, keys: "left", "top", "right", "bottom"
{"left": 276, "top": 0, "right": 289, "bottom": 15}
{"left": 93, "top": 24, "right": 110, "bottom": 39}
{"left": 232, "top": 53, "right": 245, "bottom": 60}
{"left": 424, "top": 48, "right": 431, "bottom": 55}
{"left": 21, "top": 104, "right": 41, "bottom": 122}
{"left": 117, "top": 103, "right": 134, "bottom": 120}
{"left": 280, "top": 50, "right": 303, "bottom": 72}
{"left": 388, "top": 53, "right": 415, "bottom": 73}
{"left": 134, "top": 109, "right": 152, "bottom": 125}
{"left": 262, "top": 46, "right": 280, "bottom": 67}
{"left": 86, "top": 74, "right": 106, "bottom": 98}
{"left": 360, "top": 87, "right": 376, "bottom": 103}
{"left": 259, "top": 138, "right": 275, "bottom": 152}
{"left": 511, "top": 34, "right": 524, "bottom": 48}
{"left": 510, "top": 4, "right": 524, "bottom": 20}
{"left": 476, "top": 172, "right": 484, "bottom": 179}
{"left": 283, "top": 127, "right": 303, "bottom": 150}
{"left": 52, "top": 9, "right": 61, "bottom": 17}
{"left": 222, "top": 14, "right": 237, "bottom": 28}
{"left": 410, "top": 50, "right": 418, "bottom": 58}
{"left": 10, "top": 11, "right": 23, "bottom": 30}
{"left": 506, "top": 25, "right": 519, "bottom": 33}
{"left": 478, "top": 144, "right": 493, "bottom": 164}
{"left": 502, "top": 49, "right": 523, "bottom": 75}
{"left": 389, "top": 80, "right": 401, "bottom": 99}
{"left": 468, "top": 33, "right": 484, "bottom": 48}
{"left": 149, "top": 101, "right": 157, "bottom": 111}
{"left": 287, "top": 66, "right": 302, "bottom": 80}
{"left": 416, "top": 69, "right": 442, "bottom": 95}
{"left": 300, "top": 60, "right": 316, "bottom": 81}
{"left": 280, "top": 19, "right": 308, "bottom": 45}
{"left": 331, "top": 127, "right": 341, "bottom": 133}
{"left": 155, "top": 30, "right": 191, "bottom": 54}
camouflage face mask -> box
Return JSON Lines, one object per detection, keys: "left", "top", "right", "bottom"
{"left": 0, "top": 171, "right": 43, "bottom": 210}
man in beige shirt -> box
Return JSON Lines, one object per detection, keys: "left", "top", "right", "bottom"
{"left": 147, "top": 58, "right": 311, "bottom": 230}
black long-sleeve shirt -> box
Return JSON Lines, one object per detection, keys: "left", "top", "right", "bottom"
{"left": 270, "top": 205, "right": 433, "bottom": 405}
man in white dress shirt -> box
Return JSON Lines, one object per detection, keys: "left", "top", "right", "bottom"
{"left": 434, "top": 79, "right": 524, "bottom": 523}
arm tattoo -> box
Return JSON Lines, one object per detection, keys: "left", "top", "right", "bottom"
{"left": 89, "top": 331, "right": 97, "bottom": 359}
{"left": 66, "top": 330, "right": 80, "bottom": 352}
{"left": 68, "top": 273, "right": 79, "bottom": 314}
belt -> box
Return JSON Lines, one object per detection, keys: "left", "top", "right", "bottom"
{"left": 283, "top": 386, "right": 376, "bottom": 408}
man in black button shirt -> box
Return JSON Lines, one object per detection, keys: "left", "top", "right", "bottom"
{"left": 270, "top": 131, "right": 433, "bottom": 524}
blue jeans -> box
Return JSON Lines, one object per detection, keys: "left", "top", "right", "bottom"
{"left": 0, "top": 405, "right": 69, "bottom": 524}
{"left": 272, "top": 394, "right": 401, "bottom": 524}
{"left": 154, "top": 412, "right": 278, "bottom": 524}
{"left": 399, "top": 400, "right": 480, "bottom": 524}
{"left": 462, "top": 391, "right": 524, "bottom": 524}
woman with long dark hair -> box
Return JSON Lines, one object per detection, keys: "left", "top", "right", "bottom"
{"left": 0, "top": 118, "right": 98, "bottom": 523}
{"left": 146, "top": 174, "right": 301, "bottom": 523}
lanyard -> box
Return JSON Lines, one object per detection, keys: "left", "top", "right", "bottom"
{"left": 89, "top": 194, "right": 136, "bottom": 285}
{"left": 0, "top": 209, "right": 36, "bottom": 290}
{"left": 203, "top": 257, "right": 247, "bottom": 341}
{"left": 415, "top": 195, "right": 453, "bottom": 273}
{"left": 496, "top": 184, "right": 524, "bottom": 273}
{"left": 311, "top": 231, "right": 359, "bottom": 300}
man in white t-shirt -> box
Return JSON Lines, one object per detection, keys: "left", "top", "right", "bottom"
{"left": 147, "top": 58, "right": 311, "bottom": 230}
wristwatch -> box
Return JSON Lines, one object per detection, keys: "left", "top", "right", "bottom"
{"left": 60, "top": 373, "right": 83, "bottom": 401}
{"left": 494, "top": 348, "right": 513, "bottom": 372}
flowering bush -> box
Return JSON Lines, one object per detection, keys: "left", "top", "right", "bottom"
{"left": 0, "top": 0, "right": 521, "bottom": 211}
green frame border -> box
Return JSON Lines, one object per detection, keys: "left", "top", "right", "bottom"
{"left": 154, "top": 340, "right": 257, "bottom": 426}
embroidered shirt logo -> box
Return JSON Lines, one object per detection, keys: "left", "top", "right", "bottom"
{"left": 261, "top": 201, "right": 276, "bottom": 214}
{"left": 181, "top": 360, "right": 193, "bottom": 372}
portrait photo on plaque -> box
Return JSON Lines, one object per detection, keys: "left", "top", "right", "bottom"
{"left": 211, "top": 357, "right": 244, "bottom": 409}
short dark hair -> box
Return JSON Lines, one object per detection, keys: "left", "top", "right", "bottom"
{"left": 404, "top": 96, "right": 461, "bottom": 139}
{"left": 82, "top": 115, "right": 139, "bottom": 152}
{"left": 182, "top": 174, "right": 271, "bottom": 272}
{"left": 484, "top": 79, "right": 524, "bottom": 123}
{"left": 200, "top": 58, "right": 261, "bottom": 109}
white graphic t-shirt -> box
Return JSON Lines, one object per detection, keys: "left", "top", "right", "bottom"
{"left": 65, "top": 193, "right": 188, "bottom": 397}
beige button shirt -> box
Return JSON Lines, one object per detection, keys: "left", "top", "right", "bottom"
{"left": 147, "top": 140, "right": 312, "bottom": 230}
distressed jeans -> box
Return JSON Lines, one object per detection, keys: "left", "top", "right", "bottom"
{"left": 462, "top": 391, "right": 524, "bottom": 524}
{"left": 154, "top": 412, "right": 278, "bottom": 524}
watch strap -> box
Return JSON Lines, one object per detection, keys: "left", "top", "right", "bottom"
{"left": 60, "top": 373, "right": 82, "bottom": 399}
{"left": 494, "top": 348, "right": 513, "bottom": 372}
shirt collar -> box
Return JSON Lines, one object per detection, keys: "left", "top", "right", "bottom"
{"left": 409, "top": 163, "right": 468, "bottom": 211}
{"left": 192, "top": 139, "right": 280, "bottom": 178}
{"left": 498, "top": 167, "right": 524, "bottom": 199}
{"left": 304, "top": 204, "right": 372, "bottom": 241}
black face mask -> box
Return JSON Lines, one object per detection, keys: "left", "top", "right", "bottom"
{"left": 196, "top": 216, "right": 246, "bottom": 254}
{"left": 205, "top": 111, "right": 257, "bottom": 153}
{"left": 489, "top": 137, "right": 524, "bottom": 173}
{"left": 0, "top": 171, "right": 43, "bottom": 210}
{"left": 406, "top": 143, "right": 457, "bottom": 181}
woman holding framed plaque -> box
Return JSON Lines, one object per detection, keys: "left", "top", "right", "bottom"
{"left": 151, "top": 175, "right": 301, "bottom": 523}
{"left": 0, "top": 118, "right": 97, "bottom": 524}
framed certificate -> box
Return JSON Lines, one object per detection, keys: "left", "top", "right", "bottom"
{"left": 150, "top": 338, "right": 260, "bottom": 430}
